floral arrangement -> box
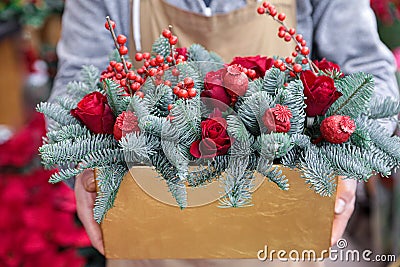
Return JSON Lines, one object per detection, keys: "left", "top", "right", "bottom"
{"left": 38, "top": 2, "right": 400, "bottom": 223}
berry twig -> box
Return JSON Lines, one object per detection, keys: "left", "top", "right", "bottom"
{"left": 257, "top": 2, "right": 319, "bottom": 75}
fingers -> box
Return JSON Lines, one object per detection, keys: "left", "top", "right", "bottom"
{"left": 75, "top": 170, "right": 105, "bottom": 255}
{"left": 331, "top": 178, "right": 357, "bottom": 246}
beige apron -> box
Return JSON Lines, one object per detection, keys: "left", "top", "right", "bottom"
{"left": 110, "top": 0, "right": 322, "bottom": 266}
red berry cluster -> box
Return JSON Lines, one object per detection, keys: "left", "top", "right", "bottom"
{"left": 162, "top": 28, "right": 178, "bottom": 46}
{"left": 172, "top": 77, "right": 197, "bottom": 99}
{"left": 230, "top": 64, "right": 257, "bottom": 80}
{"left": 257, "top": 2, "right": 313, "bottom": 76}
{"left": 104, "top": 18, "right": 145, "bottom": 98}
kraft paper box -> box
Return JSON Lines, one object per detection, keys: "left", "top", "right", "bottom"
{"left": 100, "top": 166, "right": 336, "bottom": 259}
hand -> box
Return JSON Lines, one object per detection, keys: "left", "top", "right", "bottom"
{"left": 331, "top": 177, "right": 357, "bottom": 246}
{"left": 75, "top": 169, "right": 105, "bottom": 255}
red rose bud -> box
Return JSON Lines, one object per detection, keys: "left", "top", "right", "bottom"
{"left": 71, "top": 92, "right": 115, "bottom": 134}
{"left": 223, "top": 65, "right": 249, "bottom": 97}
{"left": 229, "top": 55, "right": 274, "bottom": 78}
{"left": 320, "top": 115, "right": 356, "bottom": 144}
{"left": 313, "top": 58, "right": 341, "bottom": 73}
{"left": 201, "top": 68, "right": 232, "bottom": 112}
{"left": 190, "top": 112, "right": 231, "bottom": 159}
{"left": 300, "top": 70, "right": 342, "bottom": 117}
{"left": 113, "top": 111, "right": 140, "bottom": 141}
{"left": 262, "top": 104, "right": 292, "bottom": 133}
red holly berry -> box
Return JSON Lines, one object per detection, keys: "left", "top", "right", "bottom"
{"left": 127, "top": 71, "right": 136, "bottom": 80}
{"left": 278, "top": 30, "right": 286, "bottom": 38}
{"left": 117, "top": 34, "right": 127, "bottom": 45}
{"left": 320, "top": 115, "right": 356, "bottom": 144}
{"left": 274, "top": 59, "right": 284, "bottom": 68}
{"left": 301, "top": 40, "right": 307, "bottom": 46}
{"left": 293, "top": 64, "right": 302, "bottom": 73}
{"left": 288, "top": 28, "right": 296, "bottom": 35}
{"left": 295, "top": 34, "right": 303, "bottom": 42}
{"left": 284, "top": 34, "right": 292, "bottom": 42}
{"left": 168, "top": 104, "right": 173, "bottom": 111}
{"left": 257, "top": 6, "right": 265, "bottom": 14}
{"left": 178, "top": 89, "right": 188, "bottom": 99}
{"left": 169, "top": 36, "right": 178, "bottom": 45}
{"left": 166, "top": 56, "right": 173, "bottom": 63}
{"left": 110, "top": 60, "right": 117, "bottom": 67}
{"left": 150, "top": 58, "right": 157, "bottom": 67}
{"left": 301, "top": 47, "right": 310, "bottom": 56}
{"left": 173, "top": 86, "right": 180, "bottom": 95}
{"left": 135, "top": 91, "right": 145, "bottom": 98}
{"left": 105, "top": 20, "right": 116, "bottom": 30}
{"left": 115, "top": 63, "right": 124, "bottom": 72}
{"left": 148, "top": 68, "right": 157, "bottom": 76}
{"left": 302, "top": 58, "right": 309, "bottom": 64}
{"left": 135, "top": 53, "right": 143, "bottom": 61}
{"left": 119, "top": 46, "right": 128, "bottom": 55}
{"left": 285, "top": 57, "right": 293, "bottom": 64}
{"left": 263, "top": 2, "right": 270, "bottom": 8}
{"left": 247, "top": 69, "right": 256, "bottom": 79}
{"left": 183, "top": 77, "right": 194, "bottom": 88}
{"left": 143, "top": 52, "right": 151, "bottom": 60}
{"left": 162, "top": 29, "right": 172, "bottom": 39}
{"left": 126, "top": 62, "right": 132, "bottom": 69}
{"left": 172, "top": 68, "right": 180, "bottom": 76}
{"left": 164, "top": 80, "right": 172, "bottom": 87}
{"left": 156, "top": 55, "right": 164, "bottom": 64}
{"left": 277, "top": 13, "right": 286, "bottom": 21}
{"left": 188, "top": 88, "right": 197, "bottom": 98}
{"left": 269, "top": 7, "right": 277, "bottom": 16}
{"left": 292, "top": 51, "right": 298, "bottom": 57}
{"left": 280, "top": 65, "right": 287, "bottom": 72}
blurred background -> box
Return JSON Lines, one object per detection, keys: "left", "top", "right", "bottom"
{"left": 0, "top": 0, "right": 399, "bottom": 266}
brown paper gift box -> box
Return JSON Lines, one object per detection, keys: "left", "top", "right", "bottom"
{"left": 100, "top": 166, "right": 336, "bottom": 259}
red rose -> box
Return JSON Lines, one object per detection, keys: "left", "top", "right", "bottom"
{"left": 201, "top": 68, "right": 232, "bottom": 111}
{"left": 223, "top": 65, "right": 249, "bottom": 97}
{"left": 229, "top": 55, "right": 274, "bottom": 78}
{"left": 113, "top": 111, "right": 140, "bottom": 140}
{"left": 313, "top": 58, "right": 341, "bottom": 73}
{"left": 190, "top": 110, "right": 231, "bottom": 158}
{"left": 262, "top": 104, "right": 292, "bottom": 133}
{"left": 175, "top": 47, "right": 188, "bottom": 60}
{"left": 320, "top": 115, "right": 356, "bottom": 144}
{"left": 71, "top": 92, "right": 115, "bottom": 134}
{"left": 300, "top": 70, "right": 342, "bottom": 117}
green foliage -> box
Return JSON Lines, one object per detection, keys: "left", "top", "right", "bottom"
{"left": 66, "top": 81, "right": 93, "bottom": 100}
{"left": 326, "top": 72, "right": 374, "bottom": 118}
{"left": 350, "top": 128, "right": 372, "bottom": 149}
{"left": 49, "top": 168, "right": 82, "bottom": 184}
{"left": 167, "top": 179, "right": 187, "bottom": 209}
{"left": 56, "top": 95, "right": 79, "bottom": 110}
{"left": 94, "top": 164, "right": 127, "bottom": 223}
{"left": 36, "top": 102, "right": 77, "bottom": 127}
{"left": 152, "top": 36, "right": 171, "bottom": 59}
{"left": 80, "top": 65, "right": 100, "bottom": 91}
{"left": 262, "top": 68, "right": 285, "bottom": 95}
{"left": 127, "top": 95, "right": 150, "bottom": 118}
{"left": 277, "top": 80, "right": 306, "bottom": 135}
{"left": 104, "top": 79, "right": 130, "bottom": 116}
{"left": 321, "top": 144, "right": 373, "bottom": 181}
{"left": 244, "top": 78, "right": 264, "bottom": 97}
{"left": 138, "top": 115, "right": 164, "bottom": 137}
{"left": 238, "top": 91, "right": 275, "bottom": 135}
{"left": 79, "top": 148, "right": 125, "bottom": 170}
{"left": 261, "top": 166, "right": 289, "bottom": 191}
{"left": 39, "top": 134, "right": 117, "bottom": 169}
{"left": 258, "top": 133, "right": 293, "bottom": 159}
{"left": 367, "top": 96, "right": 400, "bottom": 119}
{"left": 119, "top": 132, "right": 154, "bottom": 164}
{"left": 219, "top": 169, "right": 255, "bottom": 208}
{"left": 187, "top": 156, "right": 229, "bottom": 187}
{"left": 300, "top": 147, "right": 337, "bottom": 197}
{"left": 142, "top": 83, "right": 173, "bottom": 117}
{"left": 45, "top": 124, "right": 90, "bottom": 143}
{"left": 188, "top": 44, "right": 224, "bottom": 78}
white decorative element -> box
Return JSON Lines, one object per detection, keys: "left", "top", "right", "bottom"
{"left": 133, "top": 0, "right": 142, "bottom": 51}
